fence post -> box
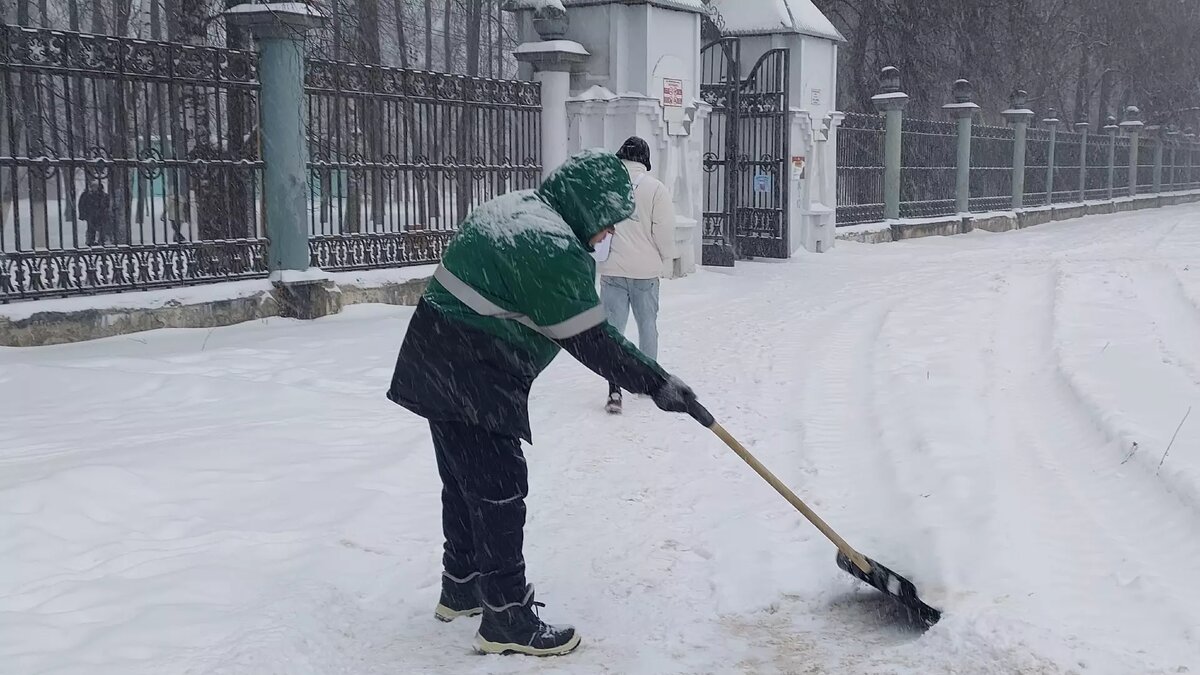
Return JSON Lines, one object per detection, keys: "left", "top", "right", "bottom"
{"left": 872, "top": 67, "right": 908, "bottom": 220}
{"left": 1120, "top": 106, "right": 1143, "bottom": 197}
{"left": 225, "top": 4, "right": 325, "bottom": 274}
{"left": 1149, "top": 123, "right": 1164, "bottom": 193}
{"left": 942, "top": 79, "right": 979, "bottom": 215}
{"left": 1043, "top": 108, "right": 1060, "bottom": 206}
{"left": 1002, "top": 88, "right": 1034, "bottom": 210}
{"left": 513, "top": 6, "right": 589, "bottom": 180}
{"left": 1104, "top": 115, "right": 1119, "bottom": 200}
{"left": 1076, "top": 114, "right": 1089, "bottom": 202}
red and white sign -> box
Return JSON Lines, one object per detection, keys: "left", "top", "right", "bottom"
{"left": 662, "top": 78, "right": 683, "bottom": 107}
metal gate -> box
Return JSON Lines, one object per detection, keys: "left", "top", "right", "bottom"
{"left": 700, "top": 40, "right": 790, "bottom": 266}
{"left": 700, "top": 38, "right": 739, "bottom": 267}
{"left": 735, "top": 49, "right": 790, "bottom": 259}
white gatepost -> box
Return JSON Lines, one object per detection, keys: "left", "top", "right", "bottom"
{"left": 506, "top": 0, "right": 708, "bottom": 278}
{"left": 511, "top": 7, "right": 590, "bottom": 180}
{"left": 708, "top": 0, "right": 845, "bottom": 253}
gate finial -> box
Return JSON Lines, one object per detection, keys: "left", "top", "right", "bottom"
{"left": 532, "top": 4, "right": 569, "bottom": 40}
{"left": 879, "top": 66, "right": 901, "bottom": 94}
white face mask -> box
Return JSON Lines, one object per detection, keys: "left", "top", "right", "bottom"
{"left": 592, "top": 232, "right": 613, "bottom": 262}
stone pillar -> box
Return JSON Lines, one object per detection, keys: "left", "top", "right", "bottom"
{"left": 226, "top": 3, "right": 323, "bottom": 273}
{"left": 1075, "top": 115, "right": 1089, "bottom": 202}
{"left": 810, "top": 111, "right": 843, "bottom": 252}
{"left": 1120, "top": 106, "right": 1144, "bottom": 197}
{"left": 1001, "top": 89, "right": 1035, "bottom": 210}
{"left": 512, "top": 6, "right": 590, "bottom": 180}
{"left": 942, "top": 79, "right": 979, "bottom": 215}
{"left": 1104, "top": 114, "right": 1120, "bottom": 200}
{"left": 225, "top": 3, "right": 340, "bottom": 319}
{"left": 871, "top": 67, "right": 908, "bottom": 220}
{"left": 1042, "top": 109, "right": 1060, "bottom": 206}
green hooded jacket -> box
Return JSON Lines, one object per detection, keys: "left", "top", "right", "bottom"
{"left": 387, "top": 149, "right": 669, "bottom": 441}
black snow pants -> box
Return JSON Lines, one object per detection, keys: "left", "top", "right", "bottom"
{"left": 430, "top": 419, "right": 529, "bottom": 609}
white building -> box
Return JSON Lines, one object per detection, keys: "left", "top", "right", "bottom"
{"left": 506, "top": 0, "right": 845, "bottom": 273}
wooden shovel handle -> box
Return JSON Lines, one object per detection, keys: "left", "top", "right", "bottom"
{"left": 689, "top": 402, "right": 872, "bottom": 575}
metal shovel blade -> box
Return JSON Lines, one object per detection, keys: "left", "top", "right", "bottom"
{"left": 836, "top": 551, "right": 942, "bottom": 627}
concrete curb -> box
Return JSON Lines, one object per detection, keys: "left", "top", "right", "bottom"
{"left": 0, "top": 277, "right": 431, "bottom": 347}
{"left": 837, "top": 190, "right": 1200, "bottom": 244}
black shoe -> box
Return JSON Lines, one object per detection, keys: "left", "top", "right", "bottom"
{"left": 605, "top": 387, "right": 622, "bottom": 414}
{"left": 474, "top": 584, "right": 580, "bottom": 656}
{"left": 434, "top": 574, "right": 482, "bottom": 622}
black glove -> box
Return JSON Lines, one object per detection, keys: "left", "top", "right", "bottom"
{"left": 653, "top": 376, "right": 715, "bottom": 426}
{"left": 652, "top": 375, "right": 698, "bottom": 413}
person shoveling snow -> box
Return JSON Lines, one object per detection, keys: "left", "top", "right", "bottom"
{"left": 386, "top": 149, "right": 704, "bottom": 656}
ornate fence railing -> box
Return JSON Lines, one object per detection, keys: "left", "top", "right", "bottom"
{"left": 0, "top": 25, "right": 543, "bottom": 302}
{"left": 304, "top": 60, "right": 541, "bottom": 272}
{"left": 1, "top": 25, "right": 266, "bottom": 301}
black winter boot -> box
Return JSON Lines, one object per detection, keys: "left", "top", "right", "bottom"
{"left": 473, "top": 584, "right": 580, "bottom": 656}
{"left": 605, "top": 382, "right": 622, "bottom": 414}
{"left": 434, "top": 574, "right": 482, "bottom": 622}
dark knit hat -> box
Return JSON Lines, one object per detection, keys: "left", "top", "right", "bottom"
{"left": 615, "top": 136, "right": 651, "bottom": 171}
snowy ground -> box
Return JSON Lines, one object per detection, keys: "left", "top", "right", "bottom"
{"left": 4, "top": 204, "right": 1200, "bottom": 674}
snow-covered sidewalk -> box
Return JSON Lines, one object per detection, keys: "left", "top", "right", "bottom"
{"left": 3, "top": 205, "right": 1200, "bottom": 674}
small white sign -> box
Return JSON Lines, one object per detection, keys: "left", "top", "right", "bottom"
{"left": 811, "top": 88, "right": 822, "bottom": 106}
{"left": 662, "top": 78, "right": 684, "bottom": 107}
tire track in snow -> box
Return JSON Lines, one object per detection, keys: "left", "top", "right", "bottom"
{"left": 721, "top": 297, "right": 930, "bottom": 674}
{"left": 1051, "top": 263, "right": 1200, "bottom": 515}
{"left": 863, "top": 264, "right": 1006, "bottom": 611}
{"left": 1139, "top": 261, "right": 1200, "bottom": 386}
{"left": 988, "top": 264, "right": 1200, "bottom": 671}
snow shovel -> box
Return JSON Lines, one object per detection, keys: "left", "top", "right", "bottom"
{"left": 688, "top": 403, "right": 942, "bottom": 627}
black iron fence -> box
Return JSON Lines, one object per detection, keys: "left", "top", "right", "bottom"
{"left": 899, "top": 118, "right": 956, "bottom": 219}
{"left": 969, "top": 124, "right": 1014, "bottom": 212}
{"left": 837, "top": 102, "right": 1200, "bottom": 226}
{"left": 304, "top": 59, "right": 541, "bottom": 271}
{"left": 1, "top": 25, "right": 542, "bottom": 302}
{"left": 1, "top": 25, "right": 266, "bottom": 300}
{"left": 835, "top": 112, "right": 884, "bottom": 225}
{"left": 1051, "top": 130, "right": 1084, "bottom": 204}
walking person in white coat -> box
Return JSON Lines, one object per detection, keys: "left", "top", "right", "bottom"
{"left": 598, "top": 136, "right": 677, "bottom": 414}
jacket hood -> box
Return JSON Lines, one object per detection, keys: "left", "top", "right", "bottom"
{"left": 536, "top": 149, "right": 635, "bottom": 250}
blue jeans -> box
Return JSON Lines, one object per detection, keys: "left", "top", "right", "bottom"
{"left": 600, "top": 275, "right": 660, "bottom": 364}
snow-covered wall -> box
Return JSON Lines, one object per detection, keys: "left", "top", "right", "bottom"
{"left": 511, "top": 1, "right": 706, "bottom": 276}
{"left": 515, "top": 3, "right": 700, "bottom": 103}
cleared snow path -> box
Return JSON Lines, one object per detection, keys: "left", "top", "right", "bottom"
{"left": 4, "top": 205, "right": 1200, "bottom": 674}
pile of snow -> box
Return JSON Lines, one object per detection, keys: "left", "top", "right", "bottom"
{"left": 508, "top": 0, "right": 705, "bottom": 12}
{"left": 0, "top": 280, "right": 275, "bottom": 322}
{"left": 512, "top": 39, "right": 588, "bottom": 55}
{"left": 708, "top": 0, "right": 844, "bottom": 41}
{"left": 3, "top": 204, "right": 1200, "bottom": 673}
{"left": 506, "top": 0, "right": 566, "bottom": 11}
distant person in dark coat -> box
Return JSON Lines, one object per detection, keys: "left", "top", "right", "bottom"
{"left": 77, "top": 181, "right": 110, "bottom": 246}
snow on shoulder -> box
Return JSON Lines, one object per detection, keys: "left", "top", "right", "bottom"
{"left": 464, "top": 190, "right": 573, "bottom": 251}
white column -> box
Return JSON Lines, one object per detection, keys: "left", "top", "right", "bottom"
{"left": 536, "top": 70, "right": 571, "bottom": 180}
